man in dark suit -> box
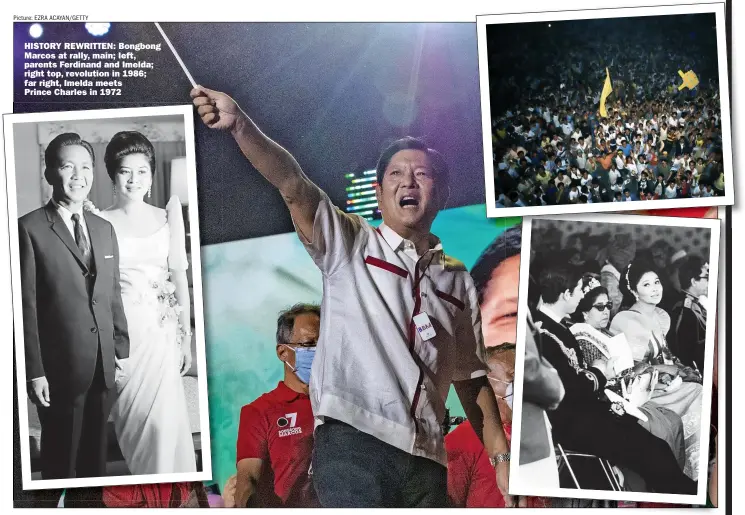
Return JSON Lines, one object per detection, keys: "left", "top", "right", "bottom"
{"left": 670, "top": 255, "right": 709, "bottom": 374}
{"left": 533, "top": 263, "right": 696, "bottom": 494}
{"left": 19, "top": 133, "right": 130, "bottom": 479}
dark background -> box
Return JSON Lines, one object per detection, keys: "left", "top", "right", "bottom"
{"left": 485, "top": 13, "right": 719, "bottom": 116}
{"left": 15, "top": 22, "right": 487, "bottom": 244}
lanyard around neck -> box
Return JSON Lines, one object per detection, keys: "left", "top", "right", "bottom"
{"left": 412, "top": 251, "right": 436, "bottom": 294}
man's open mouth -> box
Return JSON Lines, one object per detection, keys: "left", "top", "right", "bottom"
{"left": 399, "top": 196, "right": 419, "bottom": 207}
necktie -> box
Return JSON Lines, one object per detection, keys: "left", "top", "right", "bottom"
{"left": 71, "top": 213, "right": 92, "bottom": 269}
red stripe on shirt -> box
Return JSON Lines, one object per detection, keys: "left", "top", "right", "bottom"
{"left": 364, "top": 256, "right": 409, "bottom": 278}
{"left": 435, "top": 289, "right": 465, "bottom": 311}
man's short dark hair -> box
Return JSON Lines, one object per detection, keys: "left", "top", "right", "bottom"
{"left": 537, "top": 263, "right": 583, "bottom": 304}
{"left": 375, "top": 137, "right": 449, "bottom": 188}
{"left": 470, "top": 225, "right": 522, "bottom": 303}
{"left": 44, "top": 133, "right": 95, "bottom": 182}
{"left": 678, "top": 255, "right": 706, "bottom": 291}
{"left": 276, "top": 303, "right": 321, "bottom": 345}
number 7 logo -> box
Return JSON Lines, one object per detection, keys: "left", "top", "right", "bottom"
{"left": 285, "top": 413, "right": 297, "bottom": 428}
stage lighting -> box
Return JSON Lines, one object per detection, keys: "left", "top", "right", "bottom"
{"left": 85, "top": 23, "right": 111, "bottom": 36}
{"left": 29, "top": 24, "right": 43, "bottom": 38}
{"left": 548, "top": 23, "right": 552, "bottom": 28}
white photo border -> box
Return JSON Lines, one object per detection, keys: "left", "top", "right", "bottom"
{"left": 3, "top": 104, "right": 213, "bottom": 490}
{"left": 714, "top": 206, "right": 725, "bottom": 508}
{"left": 510, "top": 212, "right": 720, "bottom": 505}
{"left": 476, "top": 2, "right": 733, "bottom": 218}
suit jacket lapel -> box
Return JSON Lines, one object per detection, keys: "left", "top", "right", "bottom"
{"left": 44, "top": 201, "right": 89, "bottom": 274}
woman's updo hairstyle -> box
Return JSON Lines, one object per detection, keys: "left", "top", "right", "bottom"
{"left": 619, "top": 258, "right": 661, "bottom": 308}
{"left": 104, "top": 131, "right": 156, "bottom": 181}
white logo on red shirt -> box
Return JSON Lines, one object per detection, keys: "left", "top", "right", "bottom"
{"left": 278, "top": 412, "right": 302, "bottom": 437}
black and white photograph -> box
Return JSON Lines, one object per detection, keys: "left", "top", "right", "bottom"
{"left": 476, "top": 3, "right": 733, "bottom": 218}
{"left": 4, "top": 105, "right": 211, "bottom": 489}
{"left": 509, "top": 214, "right": 719, "bottom": 505}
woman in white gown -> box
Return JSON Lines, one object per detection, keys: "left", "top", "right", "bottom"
{"left": 87, "top": 131, "right": 196, "bottom": 475}
{"left": 609, "top": 259, "right": 703, "bottom": 480}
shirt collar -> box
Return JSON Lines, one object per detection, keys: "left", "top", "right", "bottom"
{"left": 539, "top": 304, "right": 566, "bottom": 325}
{"left": 377, "top": 223, "right": 443, "bottom": 255}
{"left": 51, "top": 198, "right": 83, "bottom": 222}
{"left": 681, "top": 289, "right": 702, "bottom": 302}
{"left": 274, "top": 381, "right": 308, "bottom": 402}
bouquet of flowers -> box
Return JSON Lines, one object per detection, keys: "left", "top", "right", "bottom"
{"left": 83, "top": 199, "right": 102, "bottom": 215}
{"left": 151, "top": 271, "right": 186, "bottom": 345}
{"left": 605, "top": 368, "right": 658, "bottom": 422}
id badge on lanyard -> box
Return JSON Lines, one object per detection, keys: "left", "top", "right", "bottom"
{"left": 413, "top": 312, "right": 437, "bottom": 341}
{"left": 413, "top": 251, "right": 437, "bottom": 341}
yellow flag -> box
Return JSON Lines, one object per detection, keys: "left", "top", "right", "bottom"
{"left": 678, "top": 69, "right": 699, "bottom": 90}
{"left": 599, "top": 67, "right": 612, "bottom": 118}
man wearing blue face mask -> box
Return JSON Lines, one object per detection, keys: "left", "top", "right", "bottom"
{"left": 233, "top": 304, "right": 321, "bottom": 508}
{"left": 280, "top": 339, "right": 316, "bottom": 386}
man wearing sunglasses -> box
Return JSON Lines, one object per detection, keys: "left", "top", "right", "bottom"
{"left": 670, "top": 256, "right": 709, "bottom": 375}
{"left": 232, "top": 304, "right": 321, "bottom": 508}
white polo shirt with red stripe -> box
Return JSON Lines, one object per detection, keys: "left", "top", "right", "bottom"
{"left": 296, "top": 192, "right": 487, "bottom": 467}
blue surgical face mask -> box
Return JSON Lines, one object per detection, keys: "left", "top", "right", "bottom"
{"left": 283, "top": 345, "right": 316, "bottom": 385}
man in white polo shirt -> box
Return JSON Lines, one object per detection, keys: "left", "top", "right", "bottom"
{"left": 191, "top": 86, "right": 511, "bottom": 508}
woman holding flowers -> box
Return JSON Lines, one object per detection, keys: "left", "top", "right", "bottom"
{"left": 86, "top": 130, "right": 195, "bottom": 474}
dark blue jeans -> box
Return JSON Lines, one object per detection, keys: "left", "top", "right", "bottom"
{"left": 312, "top": 419, "right": 448, "bottom": 508}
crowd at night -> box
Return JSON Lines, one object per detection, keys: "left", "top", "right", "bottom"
{"left": 486, "top": 15, "right": 725, "bottom": 207}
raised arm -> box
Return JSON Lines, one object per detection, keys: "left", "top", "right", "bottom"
{"left": 191, "top": 87, "right": 321, "bottom": 242}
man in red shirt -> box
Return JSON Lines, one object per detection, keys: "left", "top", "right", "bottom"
{"left": 232, "top": 304, "right": 321, "bottom": 508}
